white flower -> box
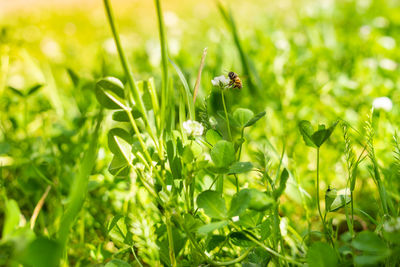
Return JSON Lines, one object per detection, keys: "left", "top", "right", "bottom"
{"left": 211, "top": 75, "right": 230, "bottom": 88}
{"left": 373, "top": 16, "right": 389, "bottom": 28}
{"left": 378, "top": 36, "right": 396, "bottom": 50}
{"left": 379, "top": 58, "right": 397, "bottom": 71}
{"left": 232, "top": 216, "right": 239, "bottom": 222}
{"left": 373, "top": 96, "right": 393, "bottom": 111}
{"left": 182, "top": 120, "right": 204, "bottom": 136}
{"left": 383, "top": 217, "right": 400, "bottom": 233}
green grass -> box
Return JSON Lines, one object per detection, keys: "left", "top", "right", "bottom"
{"left": 1, "top": 0, "right": 400, "bottom": 266}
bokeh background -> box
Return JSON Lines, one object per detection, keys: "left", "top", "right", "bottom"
{"left": 1, "top": 0, "right": 400, "bottom": 265}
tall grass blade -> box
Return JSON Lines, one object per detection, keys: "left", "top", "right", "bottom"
{"left": 169, "top": 58, "right": 195, "bottom": 120}
{"left": 58, "top": 112, "right": 103, "bottom": 252}
{"left": 217, "top": 2, "right": 261, "bottom": 94}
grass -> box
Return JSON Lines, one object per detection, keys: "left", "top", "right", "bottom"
{"left": 1, "top": 0, "right": 400, "bottom": 266}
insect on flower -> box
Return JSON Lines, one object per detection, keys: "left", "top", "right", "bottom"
{"left": 228, "top": 71, "right": 242, "bottom": 89}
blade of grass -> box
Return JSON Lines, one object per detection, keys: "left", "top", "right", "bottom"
{"left": 58, "top": 112, "right": 103, "bottom": 253}
{"left": 193, "top": 48, "right": 208, "bottom": 105}
{"left": 169, "top": 58, "right": 195, "bottom": 120}
{"left": 217, "top": 2, "right": 260, "bottom": 94}
{"left": 154, "top": 0, "right": 169, "bottom": 147}
{"left": 103, "top": 0, "right": 159, "bottom": 153}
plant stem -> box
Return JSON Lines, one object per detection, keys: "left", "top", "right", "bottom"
{"left": 103, "top": 0, "right": 159, "bottom": 154}
{"left": 176, "top": 213, "right": 252, "bottom": 266}
{"left": 165, "top": 210, "right": 177, "bottom": 267}
{"left": 131, "top": 247, "right": 144, "bottom": 267}
{"left": 58, "top": 112, "right": 102, "bottom": 253}
{"left": 221, "top": 90, "right": 232, "bottom": 141}
{"left": 154, "top": 0, "right": 169, "bottom": 150}
{"left": 316, "top": 148, "right": 323, "bottom": 223}
{"left": 317, "top": 148, "right": 336, "bottom": 248}
{"left": 231, "top": 224, "right": 302, "bottom": 265}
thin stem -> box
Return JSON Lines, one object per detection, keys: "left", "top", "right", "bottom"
{"left": 238, "top": 128, "right": 244, "bottom": 160}
{"left": 154, "top": 0, "right": 169, "bottom": 150}
{"left": 165, "top": 210, "right": 176, "bottom": 267}
{"left": 351, "top": 190, "right": 354, "bottom": 232}
{"left": 130, "top": 247, "right": 144, "bottom": 267}
{"left": 193, "top": 48, "right": 207, "bottom": 105}
{"left": 316, "top": 148, "right": 323, "bottom": 223}
{"left": 176, "top": 213, "right": 252, "bottom": 266}
{"left": 317, "top": 148, "right": 335, "bottom": 247}
{"left": 103, "top": 0, "right": 159, "bottom": 154}
{"left": 221, "top": 90, "right": 232, "bottom": 141}
{"left": 30, "top": 185, "right": 51, "bottom": 229}
{"left": 231, "top": 224, "right": 302, "bottom": 265}
{"left": 234, "top": 175, "right": 239, "bottom": 193}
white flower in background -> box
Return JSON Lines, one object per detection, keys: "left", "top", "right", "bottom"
{"left": 383, "top": 217, "right": 400, "bottom": 232}
{"left": 379, "top": 58, "right": 397, "bottom": 71}
{"left": 378, "top": 36, "right": 396, "bottom": 50}
{"left": 373, "top": 16, "right": 389, "bottom": 28}
{"left": 232, "top": 216, "right": 239, "bottom": 222}
{"left": 183, "top": 120, "right": 204, "bottom": 136}
{"left": 164, "top": 11, "right": 179, "bottom": 27}
{"left": 359, "top": 25, "right": 371, "bottom": 38}
{"left": 211, "top": 75, "right": 230, "bottom": 88}
{"left": 373, "top": 96, "right": 393, "bottom": 111}
{"left": 103, "top": 38, "right": 117, "bottom": 55}
{"left": 40, "top": 38, "right": 63, "bottom": 61}
{"left": 8, "top": 74, "right": 25, "bottom": 89}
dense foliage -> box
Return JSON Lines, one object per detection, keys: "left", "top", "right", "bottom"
{"left": 1, "top": 0, "right": 400, "bottom": 266}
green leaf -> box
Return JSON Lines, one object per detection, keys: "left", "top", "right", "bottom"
{"left": 273, "top": 168, "right": 289, "bottom": 199}
{"left": 246, "top": 189, "right": 274, "bottom": 212}
{"left": 197, "top": 220, "right": 229, "bottom": 235}
{"left": 107, "top": 214, "right": 124, "bottom": 234}
{"left": 105, "top": 259, "right": 131, "bottom": 267}
{"left": 112, "top": 109, "right": 142, "bottom": 121}
{"left": 95, "top": 77, "right": 126, "bottom": 109}
{"left": 259, "top": 219, "right": 272, "bottom": 240}
{"left": 108, "top": 155, "right": 130, "bottom": 177}
{"left": 307, "top": 242, "right": 338, "bottom": 267}
{"left": 67, "top": 68, "right": 80, "bottom": 87}
{"left": 228, "top": 162, "right": 253, "bottom": 174}
{"left": 329, "top": 192, "right": 351, "bottom": 212}
{"left": 2, "top": 199, "right": 21, "bottom": 238}
{"left": 206, "top": 129, "right": 223, "bottom": 146}
{"left": 8, "top": 86, "right": 24, "bottom": 97}
{"left": 325, "top": 187, "right": 337, "bottom": 212}
{"left": 207, "top": 235, "right": 226, "bottom": 251}
{"left": 229, "top": 189, "right": 251, "bottom": 217}
{"left": 352, "top": 231, "right": 390, "bottom": 265}
{"left": 21, "top": 237, "right": 62, "bottom": 267}
{"left": 352, "top": 231, "right": 389, "bottom": 253}
{"left": 311, "top": 121, "right": 338, "bottom": 147}
{"left": 27, "top": 84, "right": 43, "bottom": 96}
{"left": 108, "top": 216, "right": 131, "bottom": 245}
{"left": 298, "top": 120, "right": 317, "bottom": 148}
{"left": 197, "top": 190, "right": 227, "bottom": 219}
{"left": 244, "top": 111, "right": 266, "bottom": 128}
{"left": 182, "top": 146, "right": 194, "bottom": 163}
{"left": 211, "top": 140, "right": 235, "bottom": 168}
{"left": 107, "top": 128, "right": 132, "bottom": 163}
{"left": 229, "top": 231, "right": 253, "bottom": 247}
{"left": 233, "top": 108, "right": 254, "bottom": 128}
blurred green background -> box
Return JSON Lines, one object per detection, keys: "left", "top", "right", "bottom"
{"left": 1, "top": 0, "right": 400, "bottom": 265}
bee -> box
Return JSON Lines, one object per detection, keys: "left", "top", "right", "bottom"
{"left": 228, "top": 71, "right": 242, "bottom": 89}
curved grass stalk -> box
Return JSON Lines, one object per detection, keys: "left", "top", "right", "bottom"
{"left": 103, "top": 0, "right": 159, "bottom": 155}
